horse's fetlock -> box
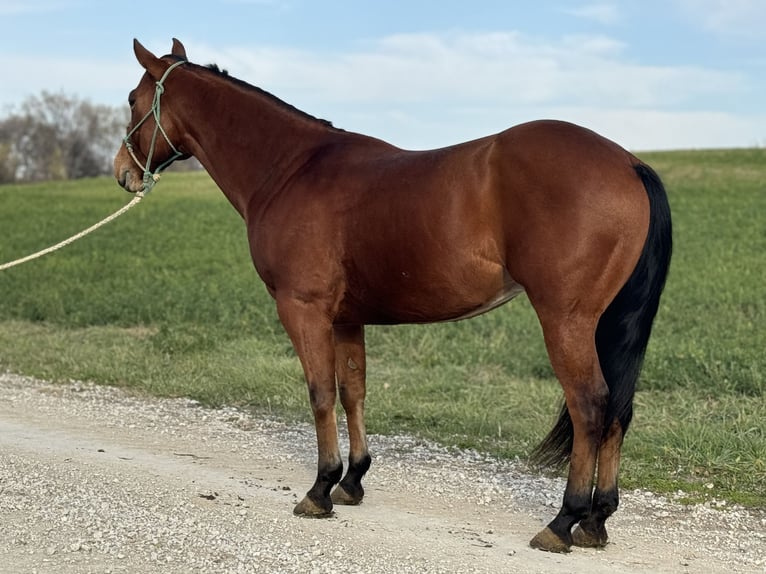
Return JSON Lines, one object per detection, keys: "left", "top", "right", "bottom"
{"left": 350, "top": 453, "right": 372, "bottom": 476}
{"left": 593, "top": 487, "right": 619, "bottom": 517}
{"left": 562, "top": 491, "right": 592, "bottom": 520}
{"left": 318, "top": 460, "right": 343, "bottom": 487}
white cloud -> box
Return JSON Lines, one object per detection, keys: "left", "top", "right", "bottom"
{"left": 0, "top": 1, "right": 70, "bottom": 16}
{"left": 190, "top": 31, "right": 741, "bottom": 109}
{"left": 1, "top": 29, "right": 755, "bottom": 151}
{"left": 185, "top": 31, "right": 752, "bottom": 151}
{"left": 534, "top": 107, "right": 766, "bottom": 151}
{"left": 565, "top": 3, "right": 621, "bottom": 25}
{"left": 674, "top": 0, "right": 766, "bottom": 38}
{"left": 314, "top": 102, "right": 766, "bottom": 152}
{"left": 0, "top": 54, "right": 136, "bottom": 111}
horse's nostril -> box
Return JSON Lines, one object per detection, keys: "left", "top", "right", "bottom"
{"left": 117, "top": 169, "right": 138, "bottom": 192}
{"left": 117, "top": 168, "right": 129, "bottom": 188}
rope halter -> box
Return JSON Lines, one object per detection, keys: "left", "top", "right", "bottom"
{"left": 122, "top": 59, "right": 186, "bottom": 193}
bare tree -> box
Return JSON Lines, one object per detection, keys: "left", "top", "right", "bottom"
{"left": 0, "top": 92, "right": 127, "bottom": 182}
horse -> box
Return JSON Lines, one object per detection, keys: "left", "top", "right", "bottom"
{"left": 114, "top": 39, "right": 672, "bottom": 554}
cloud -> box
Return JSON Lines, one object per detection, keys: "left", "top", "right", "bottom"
{"left": 311, "top": 102, "right": 766, "bottom": 152}
{"left": 185, "top": 31, "right": 750, "bottom": 150}
{"left": 191, "top": 31, "right": 742, "bottom": 109}
{"left": 565, "top": 3, "right": 621, "bottom": 25}
{"left": 674, "top": 0, "right": 766, "bottom": 38}
{"left": 0, "top": 54, "right": 136, "bottom": 111}
{"left": 1, "top": 28, "right": 754, "bottom": 152}
{"left": 0, "top": 1, "right": 70, "bottom": 16}
{"left": 535, "top": 107, "right": 766, "bottom": 151}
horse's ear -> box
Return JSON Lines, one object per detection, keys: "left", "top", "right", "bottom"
{"left": 133, "top": 39, "right": 168, "bottom": 80}
{"left": 171, "top": 38, "right": 187, "bottom": 60}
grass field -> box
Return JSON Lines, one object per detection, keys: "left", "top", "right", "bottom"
{"left": 1, "top": 149, "right": 764, "bottom": 506}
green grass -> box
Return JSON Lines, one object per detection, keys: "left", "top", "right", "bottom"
{"left": 0, "top": 151, "right": 764, "bottom": 507}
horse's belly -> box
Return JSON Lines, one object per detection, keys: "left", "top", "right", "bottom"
{"left": 448, "top": 281, "right": 525, "bottom": 321}
{"left": 343, "top": 265, "right": 524, "bottom": 325}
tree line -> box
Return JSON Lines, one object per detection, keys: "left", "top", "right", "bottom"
{"left": 0, "top": 92, "right": 199, "bottom": 184}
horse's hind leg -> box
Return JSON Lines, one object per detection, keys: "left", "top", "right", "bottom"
{"left": 331, "top": 324, "right": 372, "bottom": 505}
{"left": 529, "top": 313, "right": 607, "bottom": 553}
{"left": 572, "top": 419, "right": 623, "bottom": 547}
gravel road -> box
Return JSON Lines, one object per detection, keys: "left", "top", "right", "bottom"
{"left": 0, "top": 372, "right": 764, "bottom": 573}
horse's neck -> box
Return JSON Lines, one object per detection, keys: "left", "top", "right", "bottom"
{"left": 175, "top": 76, "right": 334, "bottom": 218}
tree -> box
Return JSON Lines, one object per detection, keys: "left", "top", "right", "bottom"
{"left": 0, "top": 92, "right": 127, "bottom": 183}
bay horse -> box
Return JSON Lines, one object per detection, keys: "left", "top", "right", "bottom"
{"left": 114, "top": 39, "right": 671, "bottom": 553}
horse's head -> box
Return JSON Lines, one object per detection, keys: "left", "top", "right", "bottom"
{"left": 114, "top": 38, "right": 190, "bottom": 193}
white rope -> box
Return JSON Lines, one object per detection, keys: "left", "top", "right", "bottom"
{"left": 0, "top": 192, "right": 144, "bottom": 271}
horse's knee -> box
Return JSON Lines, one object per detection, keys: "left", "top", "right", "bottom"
{"left": 308, "top": 385, "right": 336, "bottom": 417}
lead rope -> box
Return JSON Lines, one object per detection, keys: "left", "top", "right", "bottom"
{"left": 0, "top": 191, "right": 144, "bottom": 271}
{"left": 0, "top": 59, "right": 186, "bottom": 272}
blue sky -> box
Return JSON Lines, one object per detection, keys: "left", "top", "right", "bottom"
{"left": 1, "top": 0, "right": 764, "bottom": 150}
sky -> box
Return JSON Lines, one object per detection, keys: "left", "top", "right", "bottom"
{"left": 1, "top": 0, "right": 765, "bottom": 151}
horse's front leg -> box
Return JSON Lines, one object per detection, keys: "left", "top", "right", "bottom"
{"left": 331, "top": 324, "right": 372, "bottom": 506}
{"left": 277, "top": 296, "right": 342, "bottom": 517}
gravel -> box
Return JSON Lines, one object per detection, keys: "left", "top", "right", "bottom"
{"left": 0, "top": 371, "right": 764, "bottom": 573}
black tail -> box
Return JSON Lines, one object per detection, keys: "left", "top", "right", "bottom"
{"left": 532, "top": 163, "right": 673, "bottom": 467}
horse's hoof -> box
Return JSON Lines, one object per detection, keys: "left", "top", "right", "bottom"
{"left": 572, "top": 524, "right": 608, "bottom": 548}
{"left": 331, "top": 484, "right": 363, "bottom": 506}
{"left": 293, "top": 495, "right": 334, "bottom": 518}
{"left": 529, "top": 527, "right": 571, "bottom": 553}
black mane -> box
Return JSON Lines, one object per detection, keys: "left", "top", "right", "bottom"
{"left": 206, "top": 63, "right": 229, "bottom": 76}
{"left": 203, "top": 62, "right": 335, "bottom": 129}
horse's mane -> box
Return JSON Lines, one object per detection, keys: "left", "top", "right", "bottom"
{"left": 202, "top": 62, "right": 336, "bottom": 129}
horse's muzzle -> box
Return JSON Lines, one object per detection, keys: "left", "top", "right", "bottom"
{"left": 115, "top": 167, "right": 145, "bottom": 194}
{"left": 114, "top": 148, "right": 145, "bottom": 193}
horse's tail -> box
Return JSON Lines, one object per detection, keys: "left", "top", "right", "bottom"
{"left": 532, "top": 162, "right": 672, "bottom": 468}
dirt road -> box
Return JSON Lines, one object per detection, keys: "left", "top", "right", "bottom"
{"left": 0, "top": 372, "right": 763, "bottom": 573}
